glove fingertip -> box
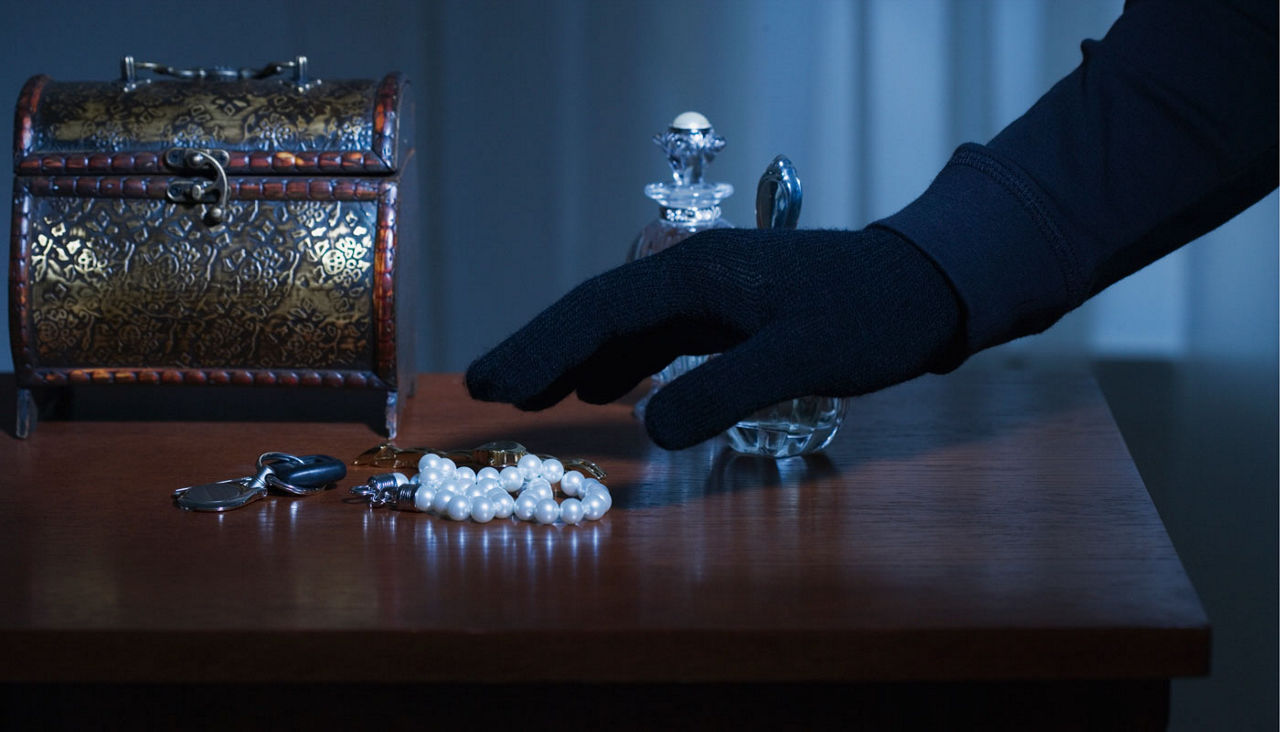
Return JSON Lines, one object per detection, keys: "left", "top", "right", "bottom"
{"left": 464, "top": 356, "right": 501, "bottom": 400}
{"left": 466, "top": 350, "right": 536, "bottom": 405}
{"left": 643, "top": 387, "right": 724, "bottom": 451}
{"left": 463, "top": 363, "right": 488, "bottom": 399}
{"left": 643, "top": 407, "right": 695, "bottom": 451}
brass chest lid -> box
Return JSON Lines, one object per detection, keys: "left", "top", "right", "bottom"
{"left": 15, "top": 57, "right": 407, "bottom": 176}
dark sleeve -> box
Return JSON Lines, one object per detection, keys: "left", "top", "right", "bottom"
{"left": 875, "top": 0, "right": 1278, "bottom": 359}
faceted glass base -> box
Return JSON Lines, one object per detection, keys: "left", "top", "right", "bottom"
{"left": 724, "top": 396, "right": 848, "bottom": 458}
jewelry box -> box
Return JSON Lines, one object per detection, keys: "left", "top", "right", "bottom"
{"left": 9, "top": 57, "right": 414, "bottom": 437}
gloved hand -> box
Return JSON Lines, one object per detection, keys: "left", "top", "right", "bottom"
{"left": 466, "top": 225, "right": 962, "bottom": 450}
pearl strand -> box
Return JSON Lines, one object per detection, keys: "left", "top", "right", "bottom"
{"left": 373, "top": 452, "right": 612, "bottom": 524}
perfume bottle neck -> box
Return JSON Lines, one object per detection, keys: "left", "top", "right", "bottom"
{"left": 660, "top": 205, "right": 722, "bottom": 225}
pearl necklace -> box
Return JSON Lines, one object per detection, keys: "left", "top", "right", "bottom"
{"left": 352, "top": 452, "right": 612, "bottom": 525}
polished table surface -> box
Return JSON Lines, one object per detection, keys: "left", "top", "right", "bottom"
{"left": 0, "top": 370, "right": 1207, "bottom": 688}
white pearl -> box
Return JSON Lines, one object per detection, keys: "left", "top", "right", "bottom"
{"left": 560, "top": 498, "right": 584, "bottom": 525}
{"left": 471, "top": 497, "right": 496, "bottom": 523}
{"left": 524, "top": 478, "right": 552, "bottom": 499}
{"left": 391, "top": 472, "right": 409, "bottom": 486}
{"left": 446, "top": 495, "right": 472, "bottom": 521}
{"left": 418, "top": 453, "right": 442, "bottom": 473}
{"left": 476, "top": 466, "right": 501, "bottom": 482}
{"left": 438, "top": 458, "right": 457, "bottom": 476}
{"left": 514, "top": 493, "right": 539, "bottom": 521}
{"left": 454, "top": 466, "right": 477, "bottom": 483}
{"left": 466, "top": 484, "right": 488, "bottom": 499}
{"left": 486, "top": 487, "right": 508, "bottom": 503}
{"left": 522, "top": 487, "right": 552, "bottom": 504}
{"left": 582, "top": 494, "right": 608, "bottom": 520}
{"left": 591, "top": 492, "right": 613, "bottom": 513}
{"left": 493, "top": 493, "right": 516, "bottom": 519}
{"left": 500, "top": 467, "right": 524, "bottom": 492}
{"left": 539, "top": 458, "right": 565, "bottom": 484}
{"left": 429, "top": 489, "right": 453, "bottom": 515}
{"left": 517, "top": 454, "right": 542, "bottom": 481}
{"left": 560, "top": 471, "right": 584, "bottom": 497}
{"left": 476, "top": 477, "right": 502, "bottom": 495}
{"left": 413, "top": 486, "right": 436, "bottom": 512}
{"left": 419, "top": 467, "right": 444, "bottom": 486}
{"left": 409, "top": 473, "right": 421, "bottom": 485}
{"left": 534, "top": 498, "right": 560, "bottom": 525}
{"left": 671, "top": 110, "right": 711, "bottom": 130}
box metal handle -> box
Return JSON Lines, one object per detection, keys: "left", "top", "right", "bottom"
{"left": 120, "top": 55, "right": 319, "bottom": 92}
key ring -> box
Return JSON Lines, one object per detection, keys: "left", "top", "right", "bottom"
{"left": 257, "top": 452, "right": 326, "bottom": 495}
{"left": 258, "top": 452, "right": 304, "bottom": 467}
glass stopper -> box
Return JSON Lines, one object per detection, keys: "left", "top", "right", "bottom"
{"left": 652, "top": 111, "right": 726, "bottom": 187}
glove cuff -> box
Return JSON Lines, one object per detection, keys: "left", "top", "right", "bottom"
{"left": 875, "top": 143, "right": 1088, "bottom": 359}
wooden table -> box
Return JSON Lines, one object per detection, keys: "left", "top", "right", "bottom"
{"left": 0, "top": 370, "right": 1207, "bottom": 730}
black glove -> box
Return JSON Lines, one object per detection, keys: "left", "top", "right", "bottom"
{"left": 466, "top": 226, "right": 962, "bottom": 450}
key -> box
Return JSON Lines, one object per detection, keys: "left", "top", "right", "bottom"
{"left": 174, "top": 452, "right": 346, "bottom": 512}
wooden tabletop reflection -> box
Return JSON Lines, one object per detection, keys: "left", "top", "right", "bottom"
{"left": 0, "top": 370, "right": 1207, "bottom": 684}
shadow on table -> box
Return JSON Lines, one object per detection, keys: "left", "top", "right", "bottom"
{"left": 441, "top": 362, "right": 1103, "bottom": 510}
{"left": 0, "top": 374, "right": 388, "bottom": 439}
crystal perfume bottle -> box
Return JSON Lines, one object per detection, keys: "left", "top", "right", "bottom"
{"left": 721, "top": 156, "right": 849, "bottom": 458}
{"left": 629, "top": 112, "right": 734, "bottom": 416}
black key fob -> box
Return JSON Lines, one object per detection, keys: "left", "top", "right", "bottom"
{"left": 265, "top": 454, "right": 347, "bottom": 494}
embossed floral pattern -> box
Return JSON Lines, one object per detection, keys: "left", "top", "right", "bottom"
{"left": 32, "top": 80, "right": 374, "bottom": 153}
{"left": 25, "top": 197, "right": 378, "bottom": 369}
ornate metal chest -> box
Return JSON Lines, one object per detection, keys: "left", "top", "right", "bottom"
{"left": 10, "top": 57, "right": 413, "bottom": 437}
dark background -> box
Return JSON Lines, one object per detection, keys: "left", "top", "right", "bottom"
{"left": 1, "top": 1, "right": 1274, "bottom": 728}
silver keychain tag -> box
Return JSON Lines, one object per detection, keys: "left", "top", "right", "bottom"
{"left": 173, "top": 464, "right": 275, "bottom": 512}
